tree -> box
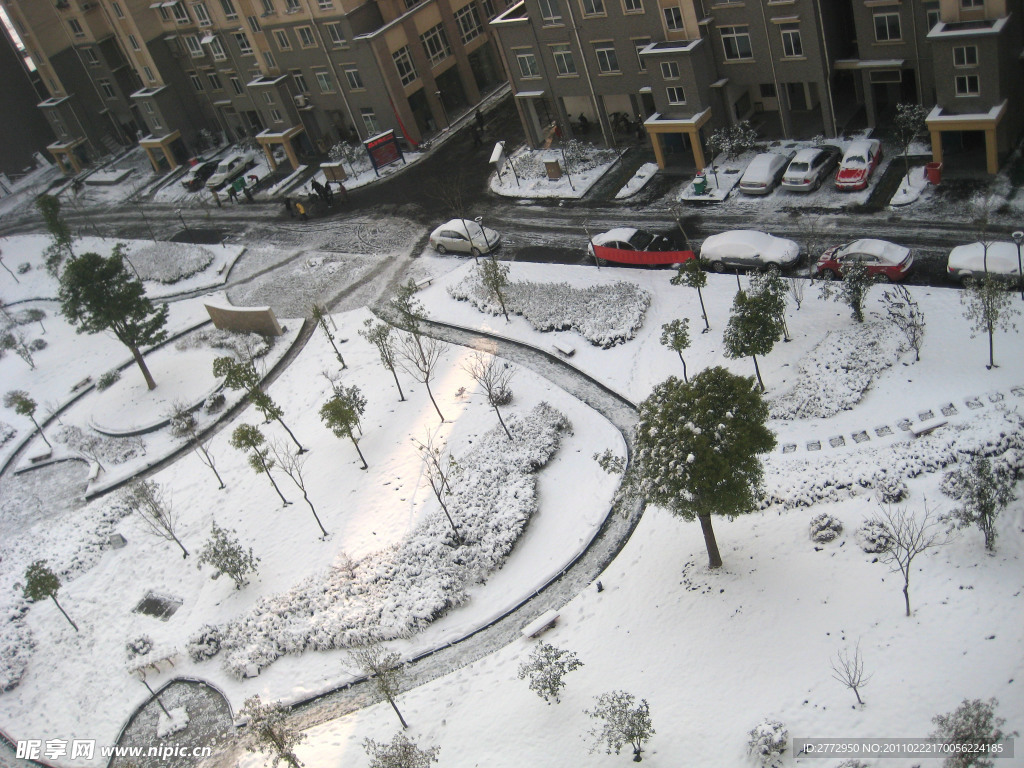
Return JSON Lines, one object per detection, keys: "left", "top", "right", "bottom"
{"left": 23, "top": 560, "right": 78, "bottom": 631}
{"left": 35, "top": 194, "right": 74, "bottom": 275}
{"left": 706, "top": 120, "right": 758, "bottom": 161}
{"left": 960, "top": 274, "right": 1018, "bottom": 369}
{"left": 867, "top": 503, "right": 950, "bottom": 616}
{"left": 230, "top": 423, "right": 291, "bottom": 506}
{"left": 0, "top": 247, "right": 19, "bottom": 283}
{"left": 632, "top": 367, "right": 776, "bottom": 568}
{"left": 388, "top": 279, "right": 427, "bottom": 336}
{"left": 517, "top": 642, "right": 584, "bottom": 704}
{"left": 59, "top": 248, "right": 168, "bottom": 390}
{"left": 750, "top": 268, "right": 790, "bottom": 341}
{"left": 319, "top": 386, "right": 368, "bottom": 470}
{"left": 22, "top": 308, "right": 46, "bottom": 334}
{"left": 397, "top": 332, "right": 447, "bottom": 423}
{"left": 197, "top": 523, "right": 260, "bottom": 589}
{"left": 882, "top": 284, "right": 926, "bottom": 362}
{"left": 462, "top": 350, "right": 514, "bottom": 439}
{"left": 671, "top": 259, "right": 709, "bottom": 332}
{"left": 363, "top": 733, "right": 439, "bottom": 768}
{"left": 169, "top": 403, "right": 225, "bottom": 489}
{"left": 478, "top": 257, "right": 511, "bottom": 322}
{"left": 4, "top": 390, "right": 52, "bottom": 449}
{"left": 586, "top": 690, "right": 655, "bottom": 762}
{"left": 893, "top": 103, "right": 929, "bottom": 180}
{"left": 124, "top": 480, "right": 190, "bottom": 558}
{"left": 723, "top": 288, "right": 783, "bottom": 392}
{"left": 311, "top": 303, "right": 345, "bottom": 368}
{"left": 830, "top": 641, "right": 872, "bottom": 706}
{"left": 350, "top": 644, "right": 409, "bottom": 729}
{"left": 941, "top": 455, "right": 1016, "bottom": 552}
{"left": 413, "top": 432, "right": 462, "bottom": 543}
{"left": 818, "top": 261, "right": 875, "bottom": 323}
{"left": 213, "top": 356, "right": 305, "bottom": 452}
{"left": 659, "top": 319, "right": 691, "bottom": 382}
{"left": 930, "top": 698, "right": 1015, "bottom": 768}
{"left": 270, "top": 439, "right": 329, "bottom": 537}
{"left": 238, "top": 695, "right": 305, "bottom": 768}
{"left": 359, "top": 318, "right": 405, "bottom": 401}
{"left": 1, "top": 328, "right": 35, "bottom": 369}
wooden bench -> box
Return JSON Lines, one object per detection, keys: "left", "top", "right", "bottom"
{"left": 521, "top": 609, "right": 559, "bottom": 639}
{"left": 70, "top": 376, "right": 92, "bottom": 393}
{"left": 910, "top": 418, "right": 947, "bottom": 438}
{"left": 415, "top": 277, "right": 434, "bottom": 290}
{"left": 551, "top": 342, "right": 575, "bottom": 358}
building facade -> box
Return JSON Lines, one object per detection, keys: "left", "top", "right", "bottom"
{"left": 0, "top": 20, "right": 55, "bottom": 177}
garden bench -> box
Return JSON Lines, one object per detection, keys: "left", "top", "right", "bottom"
{"left": 521, "top": 609, "right": 559, "bottom": 639}
{"left": 551, "top": 342, "right": 575, "bottom": 358}
{"left": 70, "top": 376, "right": 92, "bottom": 393}
{"left": 415, "top": 277, "right": 433, "bottom": 290}
{"left": 910, "top": 418, "right": 947, "bottom": 438}
{"left": 133, "top": 653, "right": 179, "bottom": 677}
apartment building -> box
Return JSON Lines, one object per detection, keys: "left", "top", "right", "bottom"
{"left": 0, "top": 21, "right": 55, "bottom": 177}
{"left": 490, "top": 0, "right": 1023, "bottom": 173}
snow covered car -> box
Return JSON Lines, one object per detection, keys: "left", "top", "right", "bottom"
{"left": 429, "top": 219, "right": 501, "bottom": 256}
{"left": 816, "top": 239, "right": 913, "bottom": 282}
{"left": 738, "top": 151, "right": 795, "bottom": 195}
{"left": 205, "top": 151, "right": 255, "bottom": 190}
{"left": 946, "top": 241, "right": 1023, "bottom": 286}
{"left": 834, "top": 139, "right": 882, "bottom": 191}
{"left": 781, "top": 146, "right": 841, "bottom": 192}
{"left": 699, "top": 230, "right": 800, "bottom": 272}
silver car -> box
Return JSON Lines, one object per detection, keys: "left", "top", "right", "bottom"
{"left": 781, "top": 146, "right": 841, "bottom": 192}
{"left": 738, "top": 151, "right": 795, "bottom": 196}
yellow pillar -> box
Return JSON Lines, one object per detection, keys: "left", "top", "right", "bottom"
{"left": 284, "top": 141, "right": 300, "bottom": 171}
{"left": 262, "top": 143, "right": 277, "bottom": 172}
{"left": 689, "top": 129, "right": 706, "bottom": 171}
{"left": 144, "top": 147, "right": 161, "bottom": 172}
{"left": 162, "top": 145, "right": 177, "bottom": 171}
{"left": 985, "top": 128, "right": 998, "bottom": 174}
{"left": 929, "top": 129, "right": 943, "bottom": 165}
{"left": 649, "top": 130, "right": 666, "bottom": 169}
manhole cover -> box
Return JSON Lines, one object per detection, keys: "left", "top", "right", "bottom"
{"left": 829, "top": 435, "right": 846, "bottom": 448}
{"left": 875, "top": 425, "right": 893, "bottom": 437}
{"left": 941, "top": 403, "right": 958, "bottom": 416}
{"left": 133, "top": 593, "right": 182, "bottom": 621}
{"left": 852, "top": 431, "right": 870, "bottom": 443}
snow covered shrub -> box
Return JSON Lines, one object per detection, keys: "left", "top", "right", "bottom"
{"left": 930, "top": 698, "right": 1014, "bottom": 768}
{"left": 809, "top": 513, "right": 843, "bottom": 543}
{"left": 857, "top": 520, "right": 892, "bottom": 553}
{"left": 128, "top": 242, "right": 214, "bottom": 284}
{"left": 748, "top": 719, "right": 788, "bottom": 768}
{"left": 449, "top": 275, "right": 650, "bottom": 348}
{"left": 27, "top": 338, "right": 46, "bottom": 351}
{"left": 0, "top": 421, "right": 14, "bottom": 447}
{"left": 96, "top": 369, "right": 121, "bottom": 391}
{"left": 52, "top": 425, "right": 144, "bottom": 465}
{"left": 517, "top": 643, "right": 584, "bottom": 704}
{"left": 125, "top": 635, "right": 154, "bottom": 660}
{"left": 874, "top": 473, "right": 907, "bottom": 504}
{"left": 16, "top": 262, "right": 30, "bottom": 274}
{"left": 0, "top": 602, "right": 33, "bottom": 692}
{"left": 491, "top": 385, "right": 513, "bottom": 407}
{"left": 203, "top": 391, "right": 226, "bottom": 413}
{"left": 177, "top": 327, "right": 270, "bottom": 359}
{"left": 187, "top": 625, "right": 222, "bottom": 662}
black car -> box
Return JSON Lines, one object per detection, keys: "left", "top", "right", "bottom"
{"left": 181, "top": 161, "right": 218, "bottom": 191}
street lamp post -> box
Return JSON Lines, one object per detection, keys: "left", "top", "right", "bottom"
{"left": 1013, "top": 230, "right": 1023, "bottom": 301}
{"left": 475, "top": 216, "right": 493, "bottom": 262}
{"left": 175, "top": 208, "right": 190, "bottom": 235}
{"left": 134, "top": 199, "right": 156, "bottom": 242}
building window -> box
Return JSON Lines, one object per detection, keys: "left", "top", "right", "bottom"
{"left": 780, "top": 23, "right": 802, "bottom": 57}
{"left": 393, "top": 45, "right": 417, "bottom": 85}
{"left": 455, "top": 4, "right": 482, "bottom": 44}
{"left": 538, "top": 0, "right": 561, "bottom": 23}
{"left": 759, "top": 82, "right": 776, "bottom": 98}
{"left": 953, "top": 45, "right": 978, "bottom": 67}
{"left": 721, "top": 25, "right": 752, "bottom": 60}
{"left": 263, "top": 50, "right": 276, "bottom": 68}
{"left": 172, "top": 2, "right": 190, "bottom": 23}
{"left": 482, "top": 0, "right": 496, "bottom": 17}
{"left": 361, "top": 107, "right": 380, "bottom": 134}
{"left": 325, "top": 22, "right": 345, "bottom": 46}
{"left": 221, "top": 0, "right": 238, "bottom": 19}
{"left": 926, "top": 8, "right": 940, "bottom": 30}
{"left": 231, "top": 76, "right": 244, "bottom": 94}
{"left": 286, "top": 0, "right": 301, "bottom": 11}
{"left": 874, "top": 12, "right": 901, "bottom": 42}
{"left": 83, "top": 48, "right": 99, "bottom": 64}
{"left": 248, "top": 15, "right": 261, "bottom": 32}
{"left": 551, "top": 43, "right": 576, "bottom": 75}
{"left": 235, "top": 32, "right": 253, "bottom": 55}
{"left": 112, "top": 2, "right": 124, "bottom": 18}
{"left": 594, "top": 44, "right": 619, "bottom": 73}
{"left": 99, "top": 79, "right": 116, "bottom": 98}
{"left": 128, "top": 34, "right": 140, "bottom": 50}
{"left": 194, "top": 2, "right": 212, "bottom": 26}
{"left": 270, "top": 108, "right": 283, "bottom": 122}
{"left": 955, "top": 74, "right": 980, "bottom": 95}
{"left": 263, "top": 91, "right": 275, "bottom": 104}
{"left": 660, "top": 60, "right": 679, "bottom": 79}
{"left": 581, "top": 0, "right": 605, "bottom": 16}
{"left": 318, "top": 0, "right": 334, "bottom": 7}
{"left": 143, "top": 65, "right": 155, "bottom": 81}
{"left": 189, "top": 71, "right": 204, "bottom": 90}
{"left": 666, "top": 85, "right": 685, "bottom": 104}
{"left": 663, "top": 7, "right": 683, "bottom": 32}
{"left": 515, "top": 49, "right": 539, "bottom": 77}
{"left": 142, "top": 101, "right": 155, "bottom": 114}
{"left": 633, "top": 37, "right": 650, "bottom": 70}
{"left": 209, "top": 37, "right": 226, "bottom": 60}
{"left": 292, "top": 70, "right": 308, "bottom": 92}
{"left": 961, "top": 0, "right": 983, "bottom": 7}
{"left": 261, "top": 0, "right": 276, "bottom": 13}
{"left": 68, "top": 19, "right": 84, "bottom": 37}
{"left": 274, "top": 29, "right": 292, "bottom": 50}
{"left": 297, "top": 26, "right": 316, "bottom": 47}
{"left": 315, "top": 70, "right": 333, "bottom": 91}
{"left": 186, "top": 35, "right": 204, "bottom": 57}
{"left": 207, "top": 71, "right": 223, "bottom": 89}
{"left": 345, "top": 68, "right": 363, "bottom": 89}
{"left": 623, "top": 0, "right": 642, "bottom": 11}
{"left": 420, "top": 23, "right": 451, "bottom": 66}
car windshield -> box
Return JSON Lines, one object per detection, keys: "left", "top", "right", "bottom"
{"left": 789, "top": 162, "right": 809, "bottom": 173}
{"left": 844, "top": 155, "right": 866, "bottom": 166}
{"left": 628, "top": 231, "right": 656, "bottom": 250}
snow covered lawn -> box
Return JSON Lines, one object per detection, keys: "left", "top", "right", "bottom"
{"left": 490, "top": 143, "right": 621, "bottom": 199}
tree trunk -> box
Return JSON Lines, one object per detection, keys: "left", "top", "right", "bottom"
{"left": 425, "top": 382, "right": 445, "bottom": 423}
{"left": 389, "top": 367, "right": 406, "bottom": 401}
{"left": 853, "top": 687, "right": 864, "bottom": 706}
{"left": 698, "top": 514, "right": 723, "bottom": 568}
{"left": 301, "top": 489, "right": 329, "bottom": 538}
{"left": 350, "top": 435, "right": 368, "bottom": 470}
{"left": 197, "top": 446, "right": 226, "bottom": 489}
{"left": 678, "top": 352, "right": 688, "bottom": 383}
{"left": 258, "top": 455, "right": 291, "bottom": 506}
{"left": 30, "top": 415, "right": 52, "bottom": 449}
{"left": 276, "top": 417, "right": 305, "bottom": 453}
{"left": 130, "top": 344, "right": 157, "bottom": 390}
{"left": 51, "top": 595, "right": 79, "bottom": 632}
{"left": 494, "top": 405, "right": 513, "bottom": 440}
{"left": 987, "top": 319, "right": 995, "bottom": 369}
{"left": 697, "top": 286, "right": 709, "bottom": 332}
{"left": 902, "top": 580, "right": 911, "bottom": 617}
{"left": 385, "top": 694, "right": 409, "bottom": 729}
{"left": 497, "top": 290, "right": 510, "bottom": 322}
{"left": 751, "top": 354, "right": 765, "bottom": 392}
{"left": 172, "top": 534, "right": 190, "bottom": 559}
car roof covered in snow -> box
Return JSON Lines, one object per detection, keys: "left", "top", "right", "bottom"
{"left": 947, "top": 241, "right": 1022, "bottom": 274}
{"left": 840, "top": 239, "right": 909, "bottom": 263}
{"left": 593, "top": 227, "right": 639, "bottom": 244}
{"left": 701, "top": 230, "right": 792, "bottom": 257}
{"left": 842, "top": 139, "right": 879, "bottom": 162}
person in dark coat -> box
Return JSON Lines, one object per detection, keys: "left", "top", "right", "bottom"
{"left": 242, "top": 185, "right": 254, "bottom": 202}
{"left": 578, "top": 113, "right": 589, "bottom": 134}
{"left": 284, "top": 197, "right": 294, "bottom": 218}
{"left": 311, "top": 179, "right": 327, "bottom": 204}
{"left": 324, "top": 183, "right": 334, "bottom": 206}
{"left": 475, "top": 108, "right": 485, "bottom": 131}
{"left": 472, "top": 125, "right": 482, "bottom": 147}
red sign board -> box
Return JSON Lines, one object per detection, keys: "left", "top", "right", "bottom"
{"left": 363, "top": 130, "right": 403, "bottom": 172}
{"left": 593, "top": 244, "right": 695, "bottom": 266}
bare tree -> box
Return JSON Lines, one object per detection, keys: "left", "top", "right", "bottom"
{"left": 359, "top": 318, "right": 405, "bottom": 401}
{"left": 397, "top": 332, "right": 447, "bottom": 423}
{"left": 787, "top": 276, "right": 806, "bottom": 311}
{"left": 349, "top": 643, "right": 409, "bottom": 729}
{"left": 830, "top": 641, "right": 872, "bottom": 706}
{"left": 462, "top": 350, "right": 515, "bottom": 439}
{"left": 882, "top": 285, "right": 926, "bottom": 362}
{"left": 478, "top": 258, "right": 511, "bottom": 321}
{"left": 169, "top": 401, "right": 225, "bottom": 489}
{"left": 311, "top": 303, "right": 345, "bottom": 368}
{"left": 868, "top": 503, "right": 951, "bottom": 616}
{"left": 0, "top": 247, "right": 19, "bottom": 283}
{"left": 270, "top": 439, "right": 329, "bottom": 538}
{"left": 1, "top": 328, "right": 35, "bottom": 369}
{"left": 413, "top": 432, "right": 462, "bottom": 544}
{"left": 124, "top": 480, "right": 190, "bottom": 558}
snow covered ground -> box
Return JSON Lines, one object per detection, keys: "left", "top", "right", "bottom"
{"left": 490, "top": 143, "right": 622, "bottom": 199}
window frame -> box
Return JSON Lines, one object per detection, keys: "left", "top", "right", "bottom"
{"left": 873, "top": 12, "right": 902, "bottom": 42}
{"left": 780, "top": 23, "right": 802, "bottom": 58}
{"left": 953, "top": 45, "right": 978, "bottom": 67}
{"left": 420, "top": 23, "right": 452, "bottom": 66}
{"left": 361, "top": 107, "right": 380, "bottom": 135}
{"left": 666, "top": 85, "right": 685, "bottom": 105}
{"left": 143, "top": 65, "right": 155, "bottom": 82}
{"left": 230, "top": 75, "right": 244, "bottom": 94}
{"left": 345, "top": 67, "right": 364, "bottom": 89}
{"left": 580, "top": 0, "right": 605, "bottom": 17}
{"left": 315, "top": 70, "right": 333, "bottom": 92}
{"left": 720, "top": 25, "right": 753, "bottom": 60}
{"left": 455, "top": 4, "right": 482, "bottom": 44}
{"left": 207, "top": 71, "right": 223, "bottom": 90}
{"left": 194, "top": 2, "right": 212, "bottom": 26}
{"left": 111, "top": 1, "right": 124, "bottom": 18}
{"left": 185, "top": 35, "right": 204, "bottom": 57}
{"left": 99, "top": 79, "right": 116, "bottom": 99}
{"left": 297, "top": 26, "right": 317, "bottom": 48}
{"left": 68, "top": 19, "right": 85, "bottom": 37}
{"left": 515, "top": 48, "right": 540, "bottom": 78}
{"left": 274, "top": 29, "right": 292, "bottom": 50}
{"left": 622, "top": 0, "right": 642, "bottom": 12}
{"left": 538, "top": 0, "right": 562, "bottom": 23}
{"left": 189, "top": 71, "right": 204, "bottom": 90}
{"left": 663, "top": 6, "right": 683, "bottom": 32}
{"left": 292, "top": 70, "right": 308, "bottom": 92}
{"left": 660, "top": 60, "right": 679, "bottom": 79}
{"left": 325, "top": 22, "right": 345, "bottom": 46}
{"left": 393, "top": 45, "right": 418, "bottom": 86}
{"left": 172, "top": 2, "right": 190, "bottom": 23}
{"left": 235, "top": 32, "right": 253, "bottom": 55}
{"left": 633, "top": 37, "right": 650, "bottom": 71}
{"left": 594, "top": 43, "right": 620, "bottom": 74}
{"left": 209, "top": 36, "right": 227, "bottom": 60}
{"left": 551, "top": 42, "right": 577, "bottom": 75}
{"left": 270, "top": 108, "right": 283, "bottom": 123}
{"left": 955, "top": 73, "right": 980, "bottom": 96}
{"left": 220, "top": 0, "right": 238, "bottom": 19}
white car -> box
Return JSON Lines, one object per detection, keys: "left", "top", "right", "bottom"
{"left": 699, "top": 230, "right": 800, "bottom": 272}
{"left": 738, "top": 151, "right": 795, "bottom": 195}
{"left": 946, "top": 241, "right": 1023, "bottom": 285}
{"left": 429, "top": 219, "right": 501, "bottom": 256}
{"left": 780, "top": 146, "right": 841, "bottom": 192}
{"left": 205, "top": 151, "right": 255, "bottom": 189}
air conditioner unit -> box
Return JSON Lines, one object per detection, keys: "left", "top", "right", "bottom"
{"left": 294, "top": 93, "right": 307, "bottom": 107}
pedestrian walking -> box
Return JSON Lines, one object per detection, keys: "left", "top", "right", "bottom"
{"left": 475, "top": 108, "right": 485, "bottom": 131}
{"left": 242, "top": 185, "right": 254, "bottom": 202}
{"left": 311, "top": 179, "right": 327, "bottom": 204}
{"left": 578, "top": 113, "right": 589, "bottom": 134}
{"left": 336, "top": 182, "right": 348, "bottom": 203}
{"left": 284, "top": 197, "right": 294, "bottom": 218}
{"left": 472, "top": 125, "right": 482, "bottom": 147}
{"left": 227, "top": 185, "right": 238, "bottom": 203}
{"left": 324, "top": 184, "right": 334, "bottom": 206}
{"left": 295, "top": 201, "right": 308, "bottom": 221}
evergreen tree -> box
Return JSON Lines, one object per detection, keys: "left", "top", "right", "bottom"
{"left": 723, "top": 288, "right": 783, "bottom": 391}
{"left": 893, "top": 103, "right": 929, "bottom": 180}
{"left": 238, "top": 695, "right": 305, "bottom": 768}
{"left": 659, "top": 318, "right": 691, "bottom": 382}
{"left": 35, "top": 194, "right": 74, "bottom": 275}
{"left": 517, "top": 642, "right": 584, "bottom": 704}
{"left": 479, "top": 257, "right": 511, "bottom": 322}
{"left": 363, "top": 733, "right": 439, "bottom": 768}
{"left": 359, "top": 318, "right": 405, "bottom": 401}
{"left": 214, "top": 356, "right": 304, "bottom": 452}
{"left": 320, "top": 386, "right": 368, "bottom": 469}
{"left": 930, "top": 698, "right": 1015, "bottom": 768}
{"left": 23, "top": 560, "right": 78, "bottom": 632}
{"left": 3, "top": 390, "right": 52, "bottom": 449}
{"left": 585, "top": 690, "right": 655, "bottom": 762}
{"left": 230, "top": 423, "right": 291, "bottom": 506}
{"left": 818, "top": 261, "right": 875, "bottom": 323}
{"left": 197, "top": 523, "right": 260, "bottom": 588}
{"left": 750, "top": 268, "right": 790, "bottom": 341}
{"left": 671, "top": 259, "right": 709, "bottom": 332}
{"left": 960, "top": 274, "right": 1018, "bottom": 369}
{"left": 941, "top": 455, "right": 1016, "bottom": 552}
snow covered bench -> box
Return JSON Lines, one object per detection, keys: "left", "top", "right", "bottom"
{"left": 521, "top": 609, "right": 560, "bottom": 639}
{"left": 910, "top": 418, "right": 947, "bottom": 438}
{"left": 131, "top": 652, "right": 179, "bottom": 678}
{"left": 551, "top": 342, "right": 575, "bottom": 358}
{"left": 70, "top": 376, "right": 92, "bottom": 393}
{"left": 415, "top": 277, "right": 433, "bottom": 290}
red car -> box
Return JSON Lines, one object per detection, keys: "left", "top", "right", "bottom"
{"left": 817, "top": 239, "right": 914, "bottom": 282}
{"left": 835, "top": 139, "right": 882, "bottom": 191}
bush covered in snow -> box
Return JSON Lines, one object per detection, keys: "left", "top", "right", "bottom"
{"left": 0, "top": 421, "right": 14, "bottom": 447}
{"left": 809, "top": 513, "right": 843, "bottom": 543}
{"left": 27, "top": 338, "right": 46, "bottom": 352}
{"left": 96, "top": 369, "right": 121, "bottom": 391}
{"left": 217, "top": 403, "right": 571, "bottom": 678}
{"left": 16, "top": 262, "right": 30, "bottom": 275}
{"left": 748, "top": 719, "right": 788, "bottom": 768}
{"left": 874, "top": 473, "right": 908, "bottom": 503}
{"left": 930, "top": 698, "right": 1012, "bottom": 768}
{"left": 203, "top": 391, "right": 226, "bottom": 413}
{"left": 512, "top": 141, "right": 618, "bottom": 179}
{"left": 186, "top": 625, "right": 222, "bottom": 662}
{"left": 857, "top": 520, "right": 892, "bottom": 553}
{"left": 449, "top": 275, "right": 650, "bottom": 348}
{"left": 52, "top": 424, "right": 145, "bottom": 465}
{"left": 176, "top": 327, "right": 270, "bottom": 359}
{"left": 770, "top": 321, "right": 905, "bottom": 420}
{"left": 128, "top": 242, "right": 214, "bottom": 284}
{"left": 125, "top": 635, "right": 154, "bottom": 660}
{"left": 0, "top": 601, "right": 33, "bottom": 692}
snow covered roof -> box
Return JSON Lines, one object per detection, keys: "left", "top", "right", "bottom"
{"left": 701, "top": 230, "right": 795, "bottom": 259}
{"left": 947, "top": 242, "right": 1022, "bottom": 274}
{"left": 841, "top": 239, "right": 909, "bottom": 264}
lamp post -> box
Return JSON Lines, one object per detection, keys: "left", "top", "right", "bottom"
{"left": 1013, "top": 230, "right": 1023, "bottom": 301}
{"left": 475, "top": 216, "right": 489, "bottom": 263}
{"left": 133, "top": 198, "right": 156, "bottom": 242}
{"left": 175, "top": 208, "right": 190, "bottom": 236}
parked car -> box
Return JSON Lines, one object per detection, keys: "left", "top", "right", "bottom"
{"left": 180, "top": 160, "right": 218, "bottom": 191}
{"left": 429, "top": 218, "right": 501, "bottom": 256}
{"left": 206, "top": 151, "right": 255, "bottom": 190}
{"left": 781, "top": 146, "right": 841, "bottom": 192}
{"left": 835, "top": 139, "right": 882, "bottom": 191}
{"left": 738, "top": 151, "right": 795, "bottom": 195}
{"left": 946, "top": 241, "right": 1023, "bottom": 286}
{"left": 587, "top": 227, "right": 674, "bottom": 256}
{"left": 816, "top": 239, "right": 913, "bottom": 282}
{"left": 699, "top": 230, "right": 800, "bottom": 272}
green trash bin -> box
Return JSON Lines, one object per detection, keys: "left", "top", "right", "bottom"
{"left": 693, "top": 174, "right": 707, "bottom": 195}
